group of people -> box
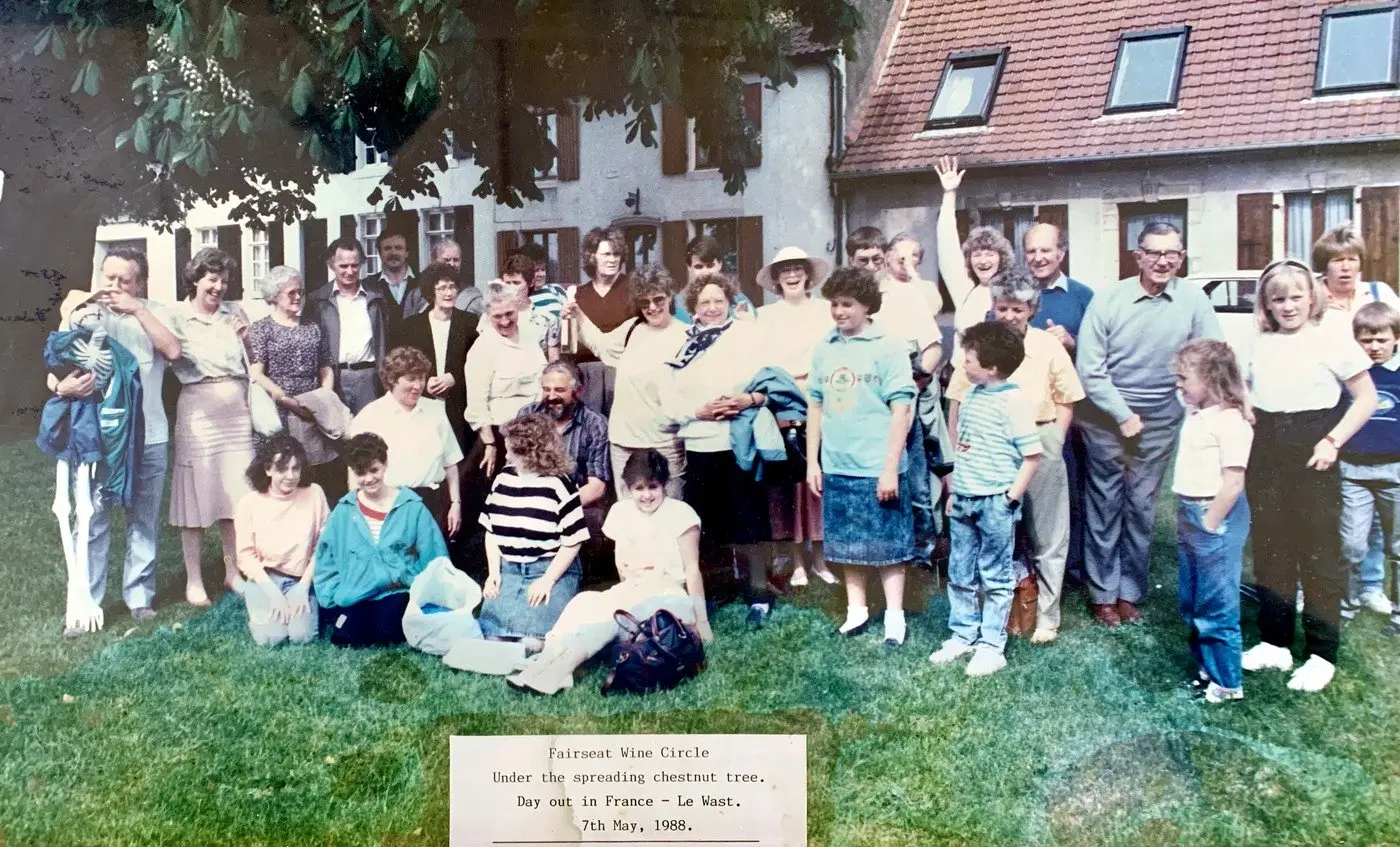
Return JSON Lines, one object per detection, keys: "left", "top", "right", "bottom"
{"left": 48, "top": 160, "right": 1400, "bottom": 698}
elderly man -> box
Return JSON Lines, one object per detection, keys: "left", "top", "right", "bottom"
{"left": 1076, "top": 222, "right": 1222, "bottom": 627}
{"left": 308, "top": 237, "right": 391, "bottom": 415}
{"left": 49, "top": 247, "right": 181, "bottom": 632}
{"left": 365, "top": 227, "right": 424, "bottom": 333}
{"left": 438, "top": 238, "right": 485, "bottom": 317}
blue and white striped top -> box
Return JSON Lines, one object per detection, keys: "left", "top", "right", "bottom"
{"left": 479, "top": 466, "right": 590, "bottom": 562}
{"left": 952, "top": 383, "right": 1043, "bottom": 496}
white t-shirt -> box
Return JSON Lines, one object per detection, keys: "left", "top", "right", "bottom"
{"left": 99, "top": 300, "right": 173, "bottom": 445}
{"left": 579, "top": 317, "right": 688, "bottom": 449}
{"left": 1244, "top": 322, "right": 1371, "bottom": 413}
{"left": 428, "top": 313, "right": 451, "bottom": 376}
{"left": 756, "top": 297, "right": 834, "bottom": 392}
{"left": 873, "top": 278, "right": 941, "bottom": 360}
{"left": 1172, "top": 405, "right": 1254, "bottom": 497}
{"left": 602, "top": 497, "right": 700, "bottom": 590}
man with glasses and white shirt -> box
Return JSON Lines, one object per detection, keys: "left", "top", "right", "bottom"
{"left": 1076, "top": 222, "right": 1222, "bottom": 628}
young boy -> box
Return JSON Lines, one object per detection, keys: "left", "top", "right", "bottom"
{"left": 672, "top": 234, "right": 755, "bottom": 322}
{"left": 929, "top": 321, "right": 1042, "bottom": 676}
{"left": 1341, "top": 301, "right": 1400, "bottom": 631}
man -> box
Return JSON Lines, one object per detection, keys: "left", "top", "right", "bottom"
{"left": 49, "top": 247, "right": 181, "bottom": 631}
{"left": 308, "top": 237, "right": 391, "bottom": 415}
{"left": 515, "top": 361, "right": 610, "bottom": 511}
{"left": 673, "top": 234, "right": 755, "bottom": 322}
{"left": 365, "top": 227, "right": 424, "bottom": 332}
{"left": 1076, "top": 222, "right": 1222, "bottom": 627}
{"left": 845, "top": 226, "right": 887, "bottom": 273}
{"left": 440, "top": 239, "right": 485, "bottom": 317}
{"left": 884, "top": 232, "right": 943, "bottom": 317}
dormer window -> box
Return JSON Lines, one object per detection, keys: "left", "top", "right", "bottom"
{"left": 1105, "top": 28, "right": 1190, "bottom": 113}
{"left": 924, "top": 49, "right": 1008, "bottom": 129}
{"left": 1315, "top": 3, "right": 1399, "bottom": 95}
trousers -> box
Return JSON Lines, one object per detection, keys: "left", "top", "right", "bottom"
{"left": 1023, "top": 423, "right": 1070, "bottom": 631}
{"left": 87, "top": 442, "right": 168, "bottom": 610}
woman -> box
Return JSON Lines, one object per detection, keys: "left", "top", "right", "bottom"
{"left": 392, "top": 262, "right": 480, "bottom": 457}
{"left": 168, "top": 247, "right": 256, "bottom": 607}
{"left": 247, "top": 266, "right": 343, "bottom": 499}
{"left": 572, "top": 227, "right": 632, "bottom": 414}
{"left": 573, "top": 264, "right": 688, "bottom": 498}
{"left": 936, "top": 155, "right": 1017, "bottom": 364}
{"left": 659, "top": 273, "right": 775, "bottom": 628}
{"left": 348, "top": 346, "right": 464, "bottom": 539}
{"left": 755, "top": 246, "right": 837, "bottom": 586}
{"left": 1316, "top": 222, "right": 1400, "bottom": 318}
{"left": 464, "top": 281, "right": 548, "bottom": 477}
{"left": 234, "top": 434, "right": 329, "bottom": 646}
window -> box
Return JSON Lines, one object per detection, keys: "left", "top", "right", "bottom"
{"left": 690, "top": 119, "right": 717, "bottom": 171}
{"left": 1285, "top": 189, "right": 1354, "bottom": 260}
{"left": 249, "top": 227, "right": 270, "bottom": 288}
{"left": 537, "top": 112, "right": 559, "bottom": 179}
{"left": 1105, "top": 28, "right": 1190, "bottom": 113}
{"left": 972, "top": 207, "right": 1036, "bottom": 261}
{"left": 1117, "top": 200, "right": 1188, "bottom": 279}
{"left": 361, "top": 140, "right": 390, "bottom": 167}
{"left": 1316, "top": 4, "right": 1400, "bottom": 94}
{"left": 195, "top": 227, "right": 219, "bottom": 248}
{"left": 1200, "top": 277, "right": 1258, "bottom": 314}
{"left": 425, "top": 210, "right": 455, "bottom": 252}
{"left": 361, "top": 214, "right": 384, "bottom": 276}
{"left": 692, "top": 219, "right": 740, "bottom": 276}
{"left": 925, "top": 49, "right": 1008, "bottom": 129}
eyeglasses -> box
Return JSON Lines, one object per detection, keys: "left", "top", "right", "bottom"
{"left": 1139, "top": 249, "right": 1185, "bottom": 263}
{"left": 433, "top": 283, "right": 460, "bottom": 293}
{"left": 640, "top": 295, "right": 670, "bottom": 308}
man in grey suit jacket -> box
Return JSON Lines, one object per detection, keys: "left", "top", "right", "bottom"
{"left": 309, "top": 237, "right": 391, "bottom": 415}
{"left": 364, "top": 226, "right": 426, "bottom": 335}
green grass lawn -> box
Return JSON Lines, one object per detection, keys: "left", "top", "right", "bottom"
{"left": 3, "top": 437, "right": 1400, "bottom": 846}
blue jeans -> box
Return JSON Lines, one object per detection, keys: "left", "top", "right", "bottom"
{"left": 87, "top": 442, "right": 167, "bottom": 610}
{"left": 947, "top": 492, "right": 1018, "bottom": 652}
{"left": 1176, "top": 496, "right": 1249, "bottom": 691}
{"left": 1339, "top": 462, "right": 1400, "bottom": 601}
{"left": 906, "top": 412, "right": 935, "bottom": 560}
{"left": 245, "top": 572, "right": 319, "bottom": 647}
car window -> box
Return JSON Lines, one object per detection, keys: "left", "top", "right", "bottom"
{"left": 1203, "top": 278, "right": 1256, "bottom": 314}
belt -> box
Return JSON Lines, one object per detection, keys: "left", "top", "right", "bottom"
{"left": 1177, "top": 494, "right": 1215, "bottom": 502}
{"left": 340, "top": 361, "right": 376, "bottom": 371}
{"left": 1036, "top": 420, "right": 1056, "bottom": 426}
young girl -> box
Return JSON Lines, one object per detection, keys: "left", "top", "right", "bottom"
{"left": 1171, "top": 339, "right": 1254, "bottom": 703}
{"left": 478, "top": 414, "right": 589, "bottom": 646}
{"left": 806, "top": 267, "right": 918, "bottom": 646}
{"left": 507, "top": 449, "right": 713, "bottom": 694}
{"left": 1241, "top": 259, "right": 1377, "bottom": 693}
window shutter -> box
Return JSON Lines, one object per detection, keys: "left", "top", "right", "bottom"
{"left": 661, "top": 104, "right": 687, "bottom": 175}
{"left": 1236, "top": 193, "right": 1274, "bottom": 271}
{"left": 496, "top": 230, "right": 521, "bottom": 277}
{"left": 1036, "top": 203, "right": 1070, "bottom": 275}
{"left": 737, "top": 216, "right": 764, "bottom": 306}
{"left": 662, "top": 220, "right": 690, "bottom": 291}
{"left": 267, "top": 223, "right": 285, "bottom": 268}
{"left": 339, "top": 214, "right": 358, "bottom": 241}
{"left": 558, "top": 227, "right": 582, "bottom": 288}
{"left": 557, "top": 102, "right": 581, "bottom": 182}
{"left": 743, "top": 83, "right": 763, "bottom": 168}
{"left": 453, "top": 205, "right": 476, "bottom": 288}
{"left": 301, "top": 218, "right": 329, "bottom": 289}
{"left": 386, "top": 209, "right": 421, "bottom": 272}
{"left": 174, "top": 227, "right": 192, "bottom": 291}
{"left": 451, "top": 130, "right": 468, "bottom": 161}
{"left": 216, "top": 224, "right": 244, "bottom": 300}
{"left": 1362, "top": 186, "right": 1400, "bottom": 292}
{"left": 954, "top": 210, "right": 972, "bottom": 245}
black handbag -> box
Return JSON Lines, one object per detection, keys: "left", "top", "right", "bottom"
{"left": 600, "top": 609, "right": 706, "bottom": 695}
{"left": 758, "top": 422, "right": 809, "bottom": 486}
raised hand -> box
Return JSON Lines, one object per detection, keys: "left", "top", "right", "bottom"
{"left": 935, "top": 155, "right": 964, "bottom": 192}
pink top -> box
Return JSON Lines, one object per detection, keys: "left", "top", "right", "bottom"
{"left": 234, "top": 484, "right": 331, "bottom": 579}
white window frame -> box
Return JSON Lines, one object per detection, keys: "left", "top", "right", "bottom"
{"left": 688, "top": 118, "right": 717, "bottom": 172}
{"left": 248, "top": 226, "right": 270, "bottom": 291}
{"left": 360, "top": 214, "right": 385, "bottom": 276}
{"left": 537, "top": 112, "right": 559, "bottom": 180}
{"left": 195, "top": 227, "right": 219, "bottom": 249}
{"left": 424, "top": 209, "right": 455, "bottom": 263}
{"left": 359, "top": 139, "right": 390, "bottom": 169}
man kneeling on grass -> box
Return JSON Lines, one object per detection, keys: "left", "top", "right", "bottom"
{"left": 314, "top": 433, "right": 449, "bottom": 647}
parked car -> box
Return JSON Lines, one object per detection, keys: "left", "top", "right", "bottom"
{"left": 1184, "top": 271, "right": 1259, "bottom": 357}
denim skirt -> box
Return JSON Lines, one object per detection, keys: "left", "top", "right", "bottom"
{"left": 822, "top": 473, "right": 914, "bottom": 566}
{"left": 478, "top": 556, "right": 583, "bottom": 639}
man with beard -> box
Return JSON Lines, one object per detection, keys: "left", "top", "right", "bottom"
{"left": 515, "top": 361, "right": 610, "bottom": 512}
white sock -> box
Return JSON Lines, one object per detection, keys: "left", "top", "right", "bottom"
{"left": 884, "top": 610, "right": 907, "bottom": 644}
{"left": 839, "top": 605, "right": 869, "bottom": 634}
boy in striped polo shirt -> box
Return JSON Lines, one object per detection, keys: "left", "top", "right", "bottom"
{"left": 930, "top": 321, "right": 1043, "bottom": 677}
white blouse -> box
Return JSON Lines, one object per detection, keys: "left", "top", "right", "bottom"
{"left": 756, "top": 297, "right": 834, "bottom": 393}
{"left": 579, "top": 315, "right": 688, "bottom": 449}
{"left": 657, "top": 320, "right": 764, "bottom": 452}
{"left": 1244, "top": 321, "right": 1370, "bottom": 413}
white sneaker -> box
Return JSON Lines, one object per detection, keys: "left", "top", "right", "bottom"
{"left": 1204, "top": 682, "right": 1244, "bottom": 704}
{"left": 1029, "top": 628, "right": 1058, "bottom": 645}
{"left": 1360, "top": 591, "right": 1395, "bottom": 616}
{"left": 1241, "top": 642, "right": 1293, "bottom": 672}
{"left": 928, "top": 639, "right": 973, "bottom": 665}
{"left": 1286, "top": 655, "right": 1336, "bottom": 692}
{"left": 965, "top": 646, "right": 1008, "bottom": 677}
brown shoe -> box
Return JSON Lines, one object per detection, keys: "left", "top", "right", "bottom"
{"left": 1091, "top": 603, "right": 1121, "bottom": 628}
{"left": 1116, "top": 599, "right": 1141, "bottom": 624}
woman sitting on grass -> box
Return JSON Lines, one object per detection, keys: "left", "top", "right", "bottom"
{"left": 313, "top": 432, "right": 449, "bottom": 647}
{"left": 507, "top": 449, "right": 713, "bottom": 695}
{"left": 234, "top": 435, "right": 330, "bottom": 647}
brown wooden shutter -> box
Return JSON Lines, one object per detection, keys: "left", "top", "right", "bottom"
{"left": 1036, "top": 203, "right": 1070, "bottom": 275}
{"left": 496, "top": 230, "right": 521, "bottom": 277}
{"left": 267, "top": 223, "right": 285, "bottom": 268}
{"left": 737, "top": 216, "right": 764, "bottom": 306}
{"left": 1236, "top": 192, "right": 1274, "bottom": 271}
{"left": 557, "top": 227, "right": 582, "bottom": 288}
{"left": 301, "top": 218, "right": 329, "bottom": 289}
{"left": 662, "top": 220, "right": 690, "bottom": 291}
{"left": 339, "top": 214, "right": 358, "bottom": 241}
{"left": 1362, "top": 186, "right": 1400, "bottom": 292}
{"left": 743, "top": 82, "right": 762, "bottom": 168}
{"left": 216, "top": 224, "right": 244, "bottom": 300}
{"left": 954, "top": 210, "right": 972, "bottom": 245}
{"left": 557, "top": 102, "right": 581, "bottom": 182}
{"left": 386, "top": 209, "right": 421, "bottom": 272}
{"left": 661, "top": 104, "right": 687, "bottom": 175}
{"left": 174, "top": 227, "right": 192, "bottom": 293}
{"left": 453, "top": 205, "right": 475, "bottom": 287}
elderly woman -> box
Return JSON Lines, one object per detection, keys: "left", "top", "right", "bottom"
{"left": 572, "top": 227, "right": 632, "bottom": 415}
{"left": 234, "top": 434, "right": 329, "bottom": 646}
{"left": 659, "top": 273, "right": 776, "bottom": 628}
{"left": 464, "top": 280, "right": 549, "bottom": 476}
{"left": 946, "top": 266, "right": 1085, "bottom": 644}
{"left": 755, "top": 247, "right": 837, "bottom": 586}
{"left": 392, "top": 262, "right": 480, "bottom": 456}
{"left": 348, "top": 346, "right": 463, "bottom": 539}
{"left": 1316, "top": 222, "right": 1400, "bottom": 319}
{"left": 936, "top": 155, "right": 1017, "bottom": 364}
{"left": 168, "top": 247, "right": 255, "bottom": 606}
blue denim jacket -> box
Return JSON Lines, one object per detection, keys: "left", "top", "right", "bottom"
{"left": 730, "top": 366, "right": 808, "bottom": 478}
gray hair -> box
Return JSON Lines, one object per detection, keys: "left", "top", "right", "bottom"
{"left": 541, "top": 359, "right": 584, "bottom": 389}
{"left": 257, "top": 265, "right": 303, "bottom": 303}
{"left": 484, "top": 280, "right": 521, "bottom": 308}
{"left": 431, "top": 238, "right": 461, "bottom": 261}
{"left": 987, "top": 264, "right": 1041, "bottom": 311}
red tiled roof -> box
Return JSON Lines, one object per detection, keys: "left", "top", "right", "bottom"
{"left": 786, "top": 25, "right": 835, "bottom": 58}
{"left": 838, "top": 0, "right": 1400, "bottom": 175}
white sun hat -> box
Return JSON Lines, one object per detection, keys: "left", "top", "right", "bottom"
{"left": 756, "top": 246, "right": 830, "bottom": 293}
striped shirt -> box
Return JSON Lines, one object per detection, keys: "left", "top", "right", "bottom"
{"left": 358, "top": 499, "right": 387, "bottom": 544}
{"left": 530, "top": 284, "right": 569, "bottom": 321}
{"left": 952, "top": 382, "right": 1042, "bottom": 496}
{"left": 479, "top": 466, "right": 590, "bottom": 561}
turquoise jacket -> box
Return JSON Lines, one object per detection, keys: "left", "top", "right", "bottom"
{"left": 314, "top": 487, "right": 448, "bottom": 609}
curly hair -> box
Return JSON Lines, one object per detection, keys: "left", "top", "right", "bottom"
{"left": 245, "top": 434, "right": 311, "bottom": 494}
{"left": 821, "top": 266, "right": 882, "bottom": 313}
{"left": 964, "top": 226, "right": 1016, "bottom": 283}
{"left": 416, "top": 262, "right": 460, "bottom": 302}
{"left": 582, "top": 227, "right": 627, "bottom": 278}
{"left": 180, "top": 247, "right": 238, "bottom": 300}
{"left": 986, "top": 264, "right": 1041, "bottom": 311}
{"left": 502, "top": 414, "right": 576, "bottom": 478}
{"left": 379, "top": 345, "right": 433, "bottom": 389}
{"left": 1173, "top": 338, "right": 1253, "bottom": 424}
{"left": 630, "top": 264, "right": 677, "bottom": 312}
{"left": 682, "top": 273, "right": 740, "bottom": 318}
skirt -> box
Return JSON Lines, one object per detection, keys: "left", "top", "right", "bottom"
{"left": 768, "top": 483, "right": 824, "bottom": 543}
{"left": 684, "top": 449, "right": 772, "bottom": 546}
{"left": 170, "top": 378, "right": 255, "bottom": 528}
{"left": 478, "top": 556, "right": 583, "bottom": 639}
{"left": 822, "top": 472, "right": 913, "bottom": 566}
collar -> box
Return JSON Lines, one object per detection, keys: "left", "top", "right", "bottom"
{"left": 381, "top": 267, "right": 415, "bottom": 286}
{"left": 825, "top": 323, "right": 887, "bottom": 343}
{"left": 1133, "top": 277, "right": 1178, "bottom": 302}
{"left": 387, "top": 396, "right": 426, "bottom": 416}
{"left": 1187, "top": 402, "right": 1226, "bottom": 418}
{"left": 1381, "top": 352, "right": 1400, "bottom": 372}
{"left": 333, "top": 284, "right": 367, "bottom": 300}
{"left": 972, "top": 381, "right": 1016, "bottom": 395}
{"left": 184, "top": 301, "right": 232, "bottom": 324}
{"left": 1040, "top": 273, "right": 1068, "bottom": 292}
